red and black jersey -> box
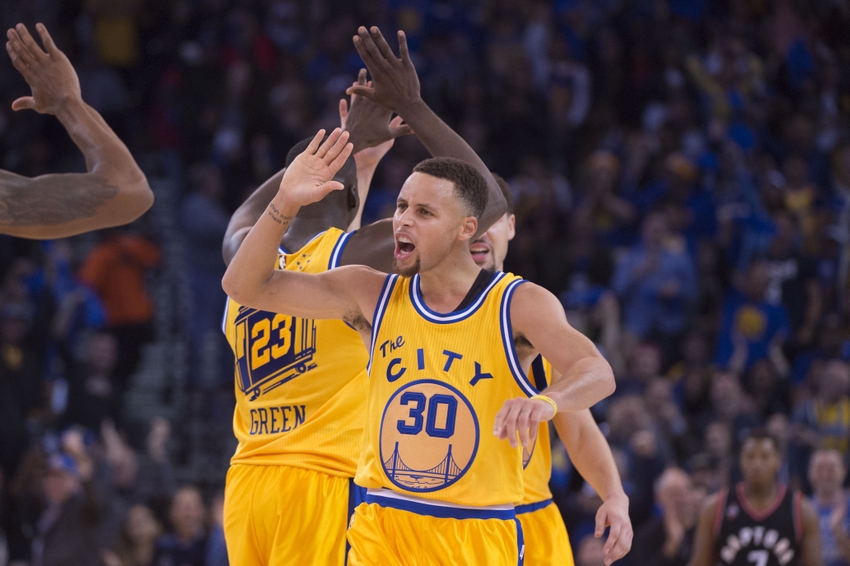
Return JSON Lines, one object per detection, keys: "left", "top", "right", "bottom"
{"left": 714, "top": 482, "right": 803, "bottom": 566}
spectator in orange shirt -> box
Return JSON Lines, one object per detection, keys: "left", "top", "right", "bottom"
{"left": 78, "top": 229, "right": 160, "bottom": 387}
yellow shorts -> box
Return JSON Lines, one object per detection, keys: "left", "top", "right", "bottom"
{"left": 517, "top": 499, "right": 574, "bottom": 566}
{"left": 347, "top": 490, "right": 524, "bottom": 566}
{"left": 223, "top": 464, "right": 364, "bottom": 566}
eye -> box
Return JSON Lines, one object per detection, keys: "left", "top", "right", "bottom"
{"left": 396, "top": 202, "right": 408, "bottom": 212}
{"left": 419, "top": 208, "right": 431, "bottom": 216}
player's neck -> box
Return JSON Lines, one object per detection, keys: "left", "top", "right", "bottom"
{"left": 281, "top": 216, "right": 346, "bottom": 252}
{"left": 742, "top": 481, "right": 780, "bottom": 505}
{"left": 417, "top": 250, "right": 483, "bottom": 313}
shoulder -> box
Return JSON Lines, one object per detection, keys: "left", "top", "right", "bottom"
{"left": 509, "top": 280, "right": 563, "bottom": 316}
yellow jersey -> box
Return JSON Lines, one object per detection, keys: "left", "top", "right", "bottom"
{"left": 355, "top": 271, "right": 540, "bottom": 507}
{"left": 223, "top": 228, "right": 368, "bottom": 476}
{"left": 522, "top": 357, "right": 555, "bottom": 505}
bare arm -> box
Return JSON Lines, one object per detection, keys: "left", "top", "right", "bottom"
{"left": 222, "top": 129, "right": 384, "bottom": 324}
{"left": 687, "top": 495, "right": 720, "bottom": 566}
{"left": 348, "top": 27, "right": 505, "bottom": 237}
{"left": 2, "top": 24, "right": 152, "bottom": 239}
{"left": 554, "top": 408, "right": 632, "bottom": 564}
{"left": 799, "top": 497, "right": 824, "bottom": 566}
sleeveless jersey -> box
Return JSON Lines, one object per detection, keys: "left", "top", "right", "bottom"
{"left": 222, "top": 228, "right": 369, "bottom": 476}
{"left": 715, "top": 483, "right": 802, "bottom": 566}
{"left": 522, "top": 356, "right": 554, "bottom": 505}
{"left": 355, "top": 271, "right": 540, "bottom": 507}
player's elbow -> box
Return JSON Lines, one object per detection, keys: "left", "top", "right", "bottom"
{"left": 125, "top": 179, "right": 155, "bottom": 220}
{"left": 221, "top": 270, "right": 243, "bottom": 302}
{"left": 595, "top": 362, "right": 616, "bottom": 401}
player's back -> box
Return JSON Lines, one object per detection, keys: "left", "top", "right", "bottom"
{"left": 357, "top": 270, "right": 538, "bottom": 507}
{"left": 715, "top": 482, "right": 802, "bottom": 566}
{"left": 223, "top": 228, "right": 368, "bottom": 476}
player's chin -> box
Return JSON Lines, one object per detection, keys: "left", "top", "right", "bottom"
{"left": 393, "top": 256, "right": 421, "bottom": 278}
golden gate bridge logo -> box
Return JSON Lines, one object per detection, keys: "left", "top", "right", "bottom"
{"left": 380, "top": 380, "right": 479, "bottom": 493}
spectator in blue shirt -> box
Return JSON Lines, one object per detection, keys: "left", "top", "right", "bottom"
{"left": 613, "top": 211, "right": 698, "bottom": 361}
{"left": 715, "top": 259, "right": 791, "bottom": 373}
{"left": 809, "top": 448, "right": 850, "bottom": 566}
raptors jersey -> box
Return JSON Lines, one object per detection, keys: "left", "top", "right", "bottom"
{"left": 522, "top": 356, "right": 554, "bottom": 505}
{"left": 355, "top": 271, "right": 539, "bottom": 507}
{"left": 715, "top": 483, "right": 803, "bottom": 566}
{"left": 222, "top": 228, "right": 369, "bottom": 476}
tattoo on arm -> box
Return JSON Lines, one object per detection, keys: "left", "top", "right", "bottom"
{"left": 266, "top": 202, "right": 293, "bottom": 225}
{"left": 0, "top": 170, "right": 119, "bottom": 226}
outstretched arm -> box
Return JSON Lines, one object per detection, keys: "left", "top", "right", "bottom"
{"left": 554, "top": 408, "right": 631, "bottom": 564}
{"left": 222, "top": 69, "right": 406, "bottom": 265}
{"left": 348, "top": 27, "right": 505, "bottom": 237}
{"left": 2, "top": 23, "right": 152, "bottom": 239}
{"left": 222, "top": 129, "right": 384, "bottom": 323}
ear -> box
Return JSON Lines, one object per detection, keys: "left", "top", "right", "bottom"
{"left": 507, "top": 214, "right": 516, "bottom": 241}
{"left": 458, "top": 216, "right": 478, "bottom": 241}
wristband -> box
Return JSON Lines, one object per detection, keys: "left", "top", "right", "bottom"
{"left": 530, "top": 395, "right": 558, "bottom": 416}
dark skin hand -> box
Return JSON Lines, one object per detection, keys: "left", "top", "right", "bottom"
{"left": 2, "top": 23, "right": 152, "bottom": 239}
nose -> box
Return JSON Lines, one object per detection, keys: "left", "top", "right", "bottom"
{"left": 396, "top": 206, "right": 414, "bottom": 227}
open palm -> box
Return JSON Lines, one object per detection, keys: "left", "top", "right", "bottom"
{"left": 279, "top": 128, "right": 354, "bottom": 207}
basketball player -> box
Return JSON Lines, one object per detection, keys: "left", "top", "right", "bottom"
{"left": 473, "top": 175, "right": 632, "bottom": 565}
{"left": 688, "top": 429, "right": 822, "bottom": 566}
{"left": 225, "top": 93, "right": 613, "bottom": 566}
{"left": 3, "top": 24, "right": 153, "bottom": 239}
{"left": 220, "top": 58, "right": 510, "bottom": 564}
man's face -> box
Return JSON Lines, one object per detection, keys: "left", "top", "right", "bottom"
{"left": 470, "top": 213, "right": 515, "bottom": 271}
{"left": 808, "top": 450, "right": 845, "bottom": 495}
{"left": 740, "top": 438, "right": 781, "bottom": 486}
{"left": 393, "top": 172, "right": 476, "bottom": 277}
{"left": 43, "top": 470, "right": 78, "bottom": 505}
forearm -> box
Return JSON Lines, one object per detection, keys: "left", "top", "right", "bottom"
{"left": 544, "top": 357, "right": 615, "bottom": 411}
{"left": 222, "top": 193, "right": 298, "bottom": 304}
{"left": 223, "top": 168, "right": 286, "bottom": 264}
{"left": 554, "top": 410, "right": 625, "bottom": 501}
{"left": 348, "top": 157, "right": 379, "bottom": 231}
{"left": 395, "top": 98, "right": 505, "bottom": 232}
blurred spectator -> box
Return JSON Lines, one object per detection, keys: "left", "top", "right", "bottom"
{"left": 808, "top": 448, "right": 850, "bottom": 566}
{"left": 575, "top": 534, "right": 606, "bottom": 566}
{"left": 78, "top": 231, "right": 160, "bottom": 387}
{"left": 153, "top": 486, "right": 207, "bottom": 566}
{"left": 206, "top": 494, "right": 228, "bottom": 566}
{"left": 57, "top": 330, "right": 122, "bottom": 432}
{"left": 715, "top": 259, "right": 790, "bottom": 374}
{"left": 612, "top": 211, "right": 697, "bottom": 361}
{"left": 101, "top": 504, "right": 162, "bottom": 566}
{"left": 631, "top": 467, "right": 700, "bottom": 566}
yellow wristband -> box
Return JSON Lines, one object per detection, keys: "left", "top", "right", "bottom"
{"left": 530, "top": 395, "right": 558, "bottom": 416}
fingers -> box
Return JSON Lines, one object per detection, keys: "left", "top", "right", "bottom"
{"left": 370, "top": 26, "right": 398, "bottom": 61}
{"left": 6, "top": 29, "right": 36, "bottom": 71}
{"left": 339, "top": 98, "right": 348, "bottom": 126}
{"left": 604, "top": 519, "right": 633, "bottom": 564}
{"left": 11, "top": 96, "right": 35, "bottom": 112}
{"left": 494, "top": 400, "right": 523, "bottom": 448}
{"left": 317, "top": 180, "right": 345, "bottom": 195}
{"left": 355, "top": 26, "right": 390, "bottom": 72}
{"left": 398, "top": 31, "right": 411, "bottom": 64}
{"left": 389, "top": 115, "right": 413, "bottom": 138}
{"left": 595, "top": 507, "right": 608, "bottom": 538}
{"left": 345, "top": 84, "right": 376, "bottom": 100}
{"left": 603, "top": 521, "right": 621, "bottom": 564}
{"left": 516, "top": 406, "right": 531, "bottom": 448}
{"left": 329, "top": 142, "right": 354, "bottom": 173}
{"left": 36, "top": 23, "right": 58, "bottom": 55}
{"left": 315, "top": 127, "right": 343, "bottom": 158}
{"left": 15, "top": 24, "right": 46, "bottom": 60}
{"left": 305, "top": 129, "right": 326, "bottom": 155}
{"left": 357, "top": 67, "right": 367, "bottom": 85}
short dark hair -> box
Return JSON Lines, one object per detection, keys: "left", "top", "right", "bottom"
{"left": 742, "top": 428, "right": 781, "bottom": 453}
{"left": 491, "top": 173, "right": 514, "bottom": 215}
{"left": 412, "top": 157, "right": 488, "bottom": 219}
{"left": 286, "top": 135, "right": 356, "bottom": 178}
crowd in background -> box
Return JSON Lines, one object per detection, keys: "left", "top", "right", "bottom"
{"left": 3, "top": 0, "right": 850, "bottom": 564}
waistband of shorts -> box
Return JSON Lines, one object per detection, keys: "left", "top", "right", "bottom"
{"left": 515, "top": 498, "right": 554, "bottom": 515}
{"left": 365, "top": 488, "right": 517, "bottom": 520}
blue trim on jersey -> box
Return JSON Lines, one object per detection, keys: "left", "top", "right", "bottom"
{"left": 515, "top": 499, "right": 553, "bottom": 515}
{"left": 529, "top": 355, "right": 548, "bottom": 391}
{"left": 329, "top": 231, "right": 353, "bottom": 269}
{"left": 345, "top": 479, "right": 367, "bottom": 565}
{"left": 500, "top": 279, "right": 539, "bottom": 398}
{"left": 515, "top": 517, "right": 525, "bottom": 566}
{"left": 278, "top": 246, "right": 288, "bottom": 255}
{"left": 367, "top": 274, "right": 398, "bottom": 375}
{"left": 409, "top": 272, "right": 507, "bottom": 324}
{"left": 221, "top": 298, "right": 229, "bottom": 335}
{"left": 364, "top": 493, "right": 516, "bottom": 520}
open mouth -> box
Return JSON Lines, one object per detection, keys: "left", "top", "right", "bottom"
{"left": 394, "top": 234, "right": 416, "bottom": 261}
{"left": 470, "top": 242, "right": 490, "bottom": 264}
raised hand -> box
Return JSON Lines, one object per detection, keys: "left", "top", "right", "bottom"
{"left": 493, "top": 397, "right": 556, "bottom": 449}
{"left": 6, "top": 23, "right": 82, "bottom": 114}
{"left": 341, "top": 67, "right": 412, "bottom": 153}
{"left": 347, "top": 27, "right": 420, "bottom": 113}
{"left": 279, "top": 128, "right": 354, "bottom": 207}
